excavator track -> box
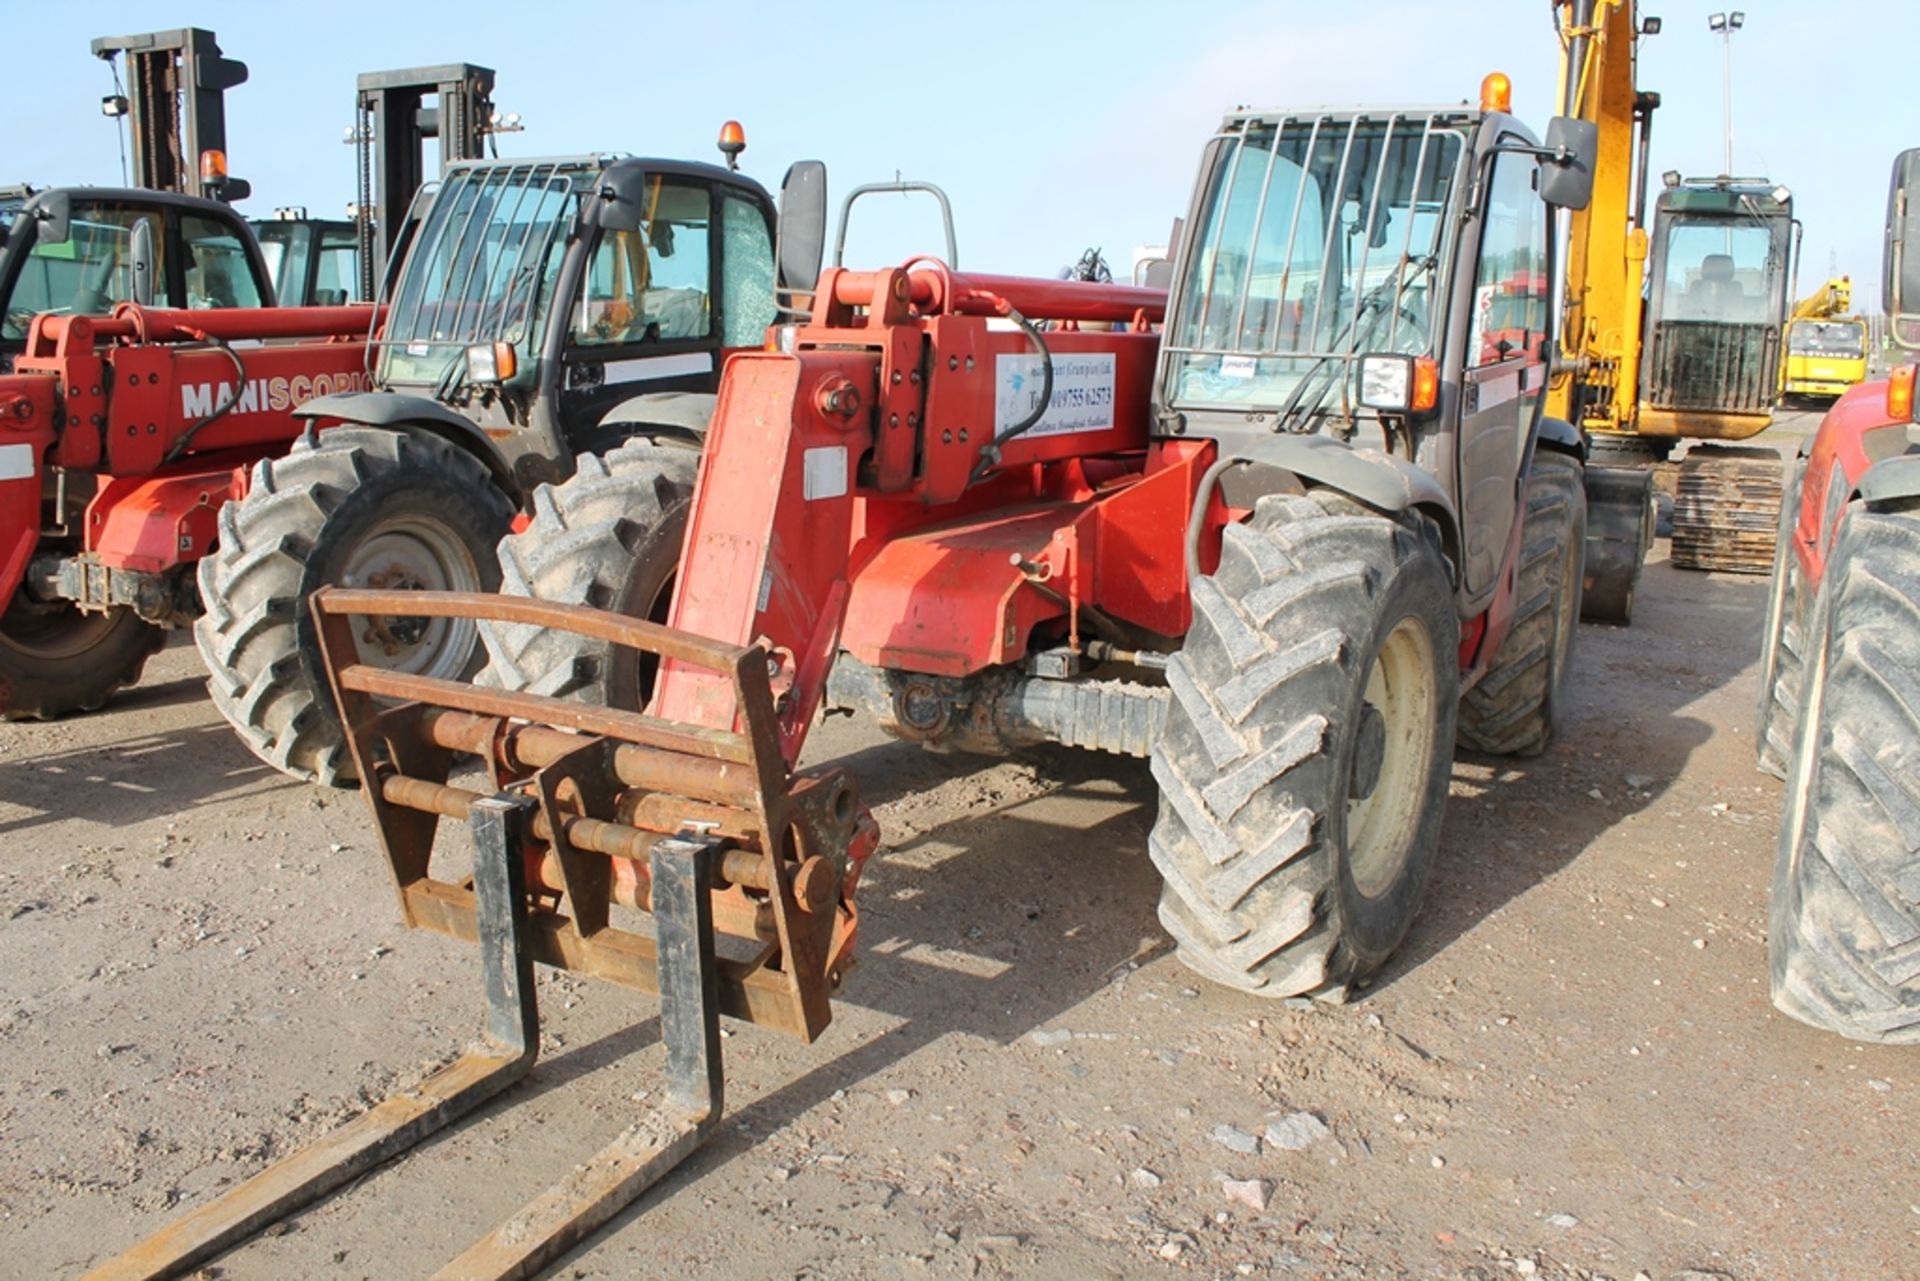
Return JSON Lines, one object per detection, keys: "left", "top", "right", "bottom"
{"left": 1670, "top": 444, "right": 1785, "bottom": 575}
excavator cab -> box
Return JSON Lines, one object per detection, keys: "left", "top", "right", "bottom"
{"left": 1639, "top": 178, "right": 1795, "bottom": 438}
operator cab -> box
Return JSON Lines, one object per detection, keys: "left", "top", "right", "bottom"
{"left": 366, "top": 153, "right": 778, "bottom": 489}
{"left": 1156, "top": 88, "right": 1594, "bottom": 598}
{"left": 251, "top": 210, "right": 360, "bottom": 307}
{"left": 0, "top": 185, "right": 274, "bottom": 368}
{"left": 1640, "top": 177, "right": 1795, "bottom": 432}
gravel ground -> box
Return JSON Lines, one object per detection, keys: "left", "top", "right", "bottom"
{"left": 3, "top": 415, "right": 1911, "bottom": 1281}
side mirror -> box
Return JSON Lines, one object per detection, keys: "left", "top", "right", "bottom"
{"left": 593, "top": 162, "right": 651, "bottom": 233}
{"left": 129, "top": 217, "right": 156, "bottom": 307}
{"left": 1538, "top": 116, "right": 1598, "bottom": 211}
{"left": 33, "top": 190, "right": 72, "bottom": 244}
{"left": 1884, "top": 148, "right": 1920, "bottom": 345}
{"left": 776, "top": 160, "right": 827, "bottom": 294}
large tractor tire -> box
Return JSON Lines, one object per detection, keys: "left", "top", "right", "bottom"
{"left": 480, "top": 440, "right": 699, "bottom": 707}
{"left": 1457, "top": 452, "right": 1586, "bottom": 756}
{"left": 195, "top": 428, "right": 512, "bottom": 785}
{"left": 1769, "top": 501, "right": 1920, "bottom": 1043}
{"left": 1755, "top": 456, "right": 1808, "bottom": 779}
{"left": 0, "top": 600, "right": 164, "bottom": 720}
{"left": 1149, "top": 492, "right": 1460, "bottom": 999}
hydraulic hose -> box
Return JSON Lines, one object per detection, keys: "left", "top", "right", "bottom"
{"left": 162, "top": 339, "right": 248, "bottom": 464}
{"left": 968, "top": 304, "right": 1052, "bottom": 483}
{"left": 1184, "top": 453, "right": 1254, "bottom": 584}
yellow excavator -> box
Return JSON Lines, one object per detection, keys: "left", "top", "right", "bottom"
{"left": 1553, "top": 0, "right": 1799, "bottom": 615}
{"left": 1781, "top": 276, "right": 1870, "bottom": 403}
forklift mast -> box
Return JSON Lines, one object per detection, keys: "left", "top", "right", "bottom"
{"left": 90, "top": 28, "right": 251, "bottom": 203}
{"left": 351, "top": 64, "right": 497, "bottom": 301}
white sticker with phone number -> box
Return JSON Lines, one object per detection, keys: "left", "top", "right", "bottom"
{"left": 995, "top": 353, "right": 1117, "bottom": 439}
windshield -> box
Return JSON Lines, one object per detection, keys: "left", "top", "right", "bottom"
{"left": 1168, "top": 114, "right": 1466, "bottom": 409}
{"left": 1789, "top": 320, "right": 1865, "bottom": 357}
{"left": 380, "top": 162, "right": 584, "bottom": 385}
{"left": 1654, "top": 217, "right": 1789, "bottom": 325}
{"left": 3, "top": 201, "right": 165, "bottom": 340}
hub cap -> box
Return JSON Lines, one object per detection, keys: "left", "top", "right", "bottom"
{"left": 341, "top": 516, "right": 483, "bottom": 676}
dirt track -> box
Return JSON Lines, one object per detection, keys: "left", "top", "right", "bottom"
{"left": 3, "top": 415, "right": 1913, "bottom": 1280}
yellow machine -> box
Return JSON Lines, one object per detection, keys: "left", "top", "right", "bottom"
{"left": 1551, "top": 0, "right": 1798, "bottom": 608}
{"left": 1782, "top": 276, "right": 1869, "bottom": 401}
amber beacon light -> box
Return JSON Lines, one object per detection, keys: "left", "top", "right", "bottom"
{"left": 1480, "top": 72, "right": 1513, "bottom": 114}
{"left": 717, "top": 120, "right": 746, "bottom": 170}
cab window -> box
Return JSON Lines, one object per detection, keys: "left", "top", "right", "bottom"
{"left": 1469, "top": 150, "right": 1549, "bottom": 369}
{"left": 181, "top": 213, "right": 265, "bottom": 310}
{"left": 313, "top": 226, "right": 359, "bottom": 306}
{"left": 574, "top": 179, "right": 712, "bottom": 346}
{"left": 256, "top": 224, "right": 312, "bottom": 304}
{"left": 4, "top": 201, "right": 165, "bottom": 339}
{"left": 720, "top": 190, "right": 775, "bottom": 346}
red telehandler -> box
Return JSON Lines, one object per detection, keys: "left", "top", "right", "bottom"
{"left": 0, "top": 49, "right": 495, "bottom": 720}
{"left": 1754, "top": 148, "right": 1920, "bottom": 1044}
{"left": 0, "top": 196, "right": 375, "bottom": 717}
{"left": 87, "top": 79, "right": 1599, "bottom": 1277}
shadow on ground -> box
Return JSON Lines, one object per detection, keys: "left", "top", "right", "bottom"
{"left": 1371, "top": 557, "right": 1764, "bottom": 994}
{"left": 0, "top": 719, "right": 295, "bottom": 838}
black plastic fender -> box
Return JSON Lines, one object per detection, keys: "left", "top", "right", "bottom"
{"left": 1859, "top": 450, "right": 1920, "bottom": 509}
{"left": 592, "top": 391, "right": 717, "bottom": 450}
{"left": 1218, "top": 433, "right": 1462, "bottom": 573}
{"left": 1534, "top": 415, "right": 1588, "bottom": 461}
{"left": 293, "top": 392, "right": 517, "bottom": 499}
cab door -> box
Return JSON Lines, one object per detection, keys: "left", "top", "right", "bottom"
{"left": 1455, "top": 145, "right": 1550, "bottom": 595}
{"left": 556, "top": 176, "right": 776, "bottom": 453}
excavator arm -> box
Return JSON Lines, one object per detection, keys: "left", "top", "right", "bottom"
{"left": 1549, "top": 0, "right": 1654, "bottom": 438}
{"left": 1550, "top": 0, "right": 1660, "bottom": 621}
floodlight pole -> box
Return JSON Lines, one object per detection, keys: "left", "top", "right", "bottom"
{"left": 1709, "top": 12, "right": 1745, "bottom": 176}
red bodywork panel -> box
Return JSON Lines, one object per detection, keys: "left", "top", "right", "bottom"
{"left": 650, "top": 260, "right": 1514, "bottom": 768}
{"left": 1794, "top": 378, "right": 1912, "bottom": 590}
{"left": 651, "top": 265, "right": 1175, "bottom": 766}
{"left": 0, "top": 378, "right": 60, "bottom": 617}
{"left": 0, "top": 302, "right": 376, "bottom": 606}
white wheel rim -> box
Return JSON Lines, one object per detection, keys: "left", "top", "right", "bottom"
{"left": 1347, "top": 614, "right": 1440, "bottom": 899}
{"left": 339, "top": 515, "right": 482, "bottom": 677}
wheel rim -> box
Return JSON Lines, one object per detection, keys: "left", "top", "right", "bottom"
{"left": 0, "top": 601, "right": 129, "bottom": 660}
{"left": 339, "top": 515, "right": 484, "bottom": 676}
{"left": 1346, "top": 614, "right": 1440, "bottom": 899}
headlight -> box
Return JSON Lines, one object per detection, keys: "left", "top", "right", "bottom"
{"left": 466, "top": 341, "right": 517, "bottom": 385}
{"left": 1357, "top": 355, "right": 1411, "bottom": 411}
{"left": 1357, "top": 354, "right": 1438, "bottom": 414}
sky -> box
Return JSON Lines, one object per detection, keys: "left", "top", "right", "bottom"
{"left": 8, "top": 1, "right": 1906, "bottom": 306}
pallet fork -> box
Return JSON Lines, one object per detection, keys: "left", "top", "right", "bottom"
{"left": 86, "top": 589, "right": 873, "bottom": 1280}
